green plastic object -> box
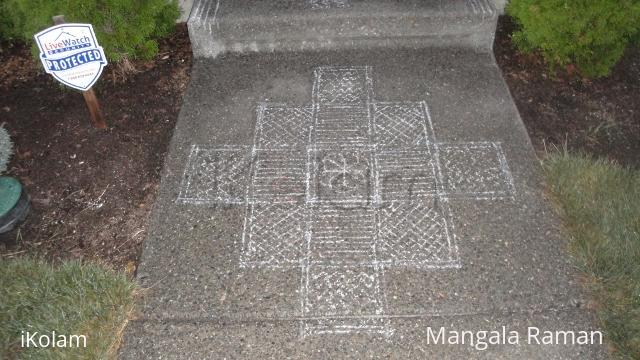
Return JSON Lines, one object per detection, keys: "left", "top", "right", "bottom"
{"left": 0, "top": 176, "right": 22, "bottom": 217}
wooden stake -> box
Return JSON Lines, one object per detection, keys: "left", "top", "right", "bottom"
{"left": 82, "top": 89, "right": 107, "bottom": 129}
{"left": 53, "top": 15, "right": 107, "bottom": 129}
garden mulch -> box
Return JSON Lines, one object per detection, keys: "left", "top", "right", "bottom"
{"left": 495, "top": 17, "right": 640, "bottom": 168}
{"left": 0, "top": 18, "right": 637, "bottom": 271}
{"left": 0, "top": 24, "right": 192, "bottom": 271}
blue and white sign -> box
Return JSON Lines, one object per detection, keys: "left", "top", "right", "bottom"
{"left": 34, "top": 23, "right": 107, "bottom": 91}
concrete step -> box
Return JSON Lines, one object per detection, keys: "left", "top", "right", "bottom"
{"left": 188, "top": 0, "right": 498, "bottom": 57}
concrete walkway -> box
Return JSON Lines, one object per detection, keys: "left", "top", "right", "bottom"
{"left": 120, "top": 1, "right": 606, "bottom": 359}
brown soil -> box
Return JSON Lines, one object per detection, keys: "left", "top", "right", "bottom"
{"left": 494, "top": 16, "right": 640, "bottom": 168}
{"left": 0, "top": 24, "right": 192, "bottom": 271}
{"left": 0, "top": 18, "right": 637, "bottom": 270}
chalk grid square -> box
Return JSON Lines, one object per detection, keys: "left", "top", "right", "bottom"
{"left": 375, "top": 149, "right": 438, "bottom": 202}
{"left": 303, "top": 265, "right": 385, "bottom": 317}
{"left": 310, "top": 205, "right": 376, "bottom": 265}
{"left": 241, "top": 204, "right": 307, "bottom": 267}
{"left": 255, "top": 105, "right": 313, "bottom": 149}
{"left": 177, "top": 146, "right": 251, "bottom": 204}
{"left": 373, "top": 102, "right": 431, "bottom": 148}
{"left": 249, "top": 149, "right": 307, "bottom": 203}
{"left": 314, "top": 67, "right": 370, "bottom": 106}
{"left": 377, "top": 199, "right": 459, "bottom": 267}
{"left": 314, "top": 106, "right": 371, "bottom": 147}
{"left": 438, "top": 142, "right": 515, "bottom": 198}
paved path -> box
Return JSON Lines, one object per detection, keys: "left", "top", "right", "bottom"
{"left": 120, "top": 1, "right": 606, "bottom": 359}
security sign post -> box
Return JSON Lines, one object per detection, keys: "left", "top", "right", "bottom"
{"left": 34, "top": 16, "right": 107, "bottom": 129}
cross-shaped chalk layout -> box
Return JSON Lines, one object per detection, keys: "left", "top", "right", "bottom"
{"left": 177, "top": 66, "right": 515, "bottom": 337}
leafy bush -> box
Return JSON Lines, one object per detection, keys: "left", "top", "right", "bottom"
{"left": 0, "top": 0, "right": 179, "bottom": 62}
{"left": 0, "top": 127, "right": 13, "bottom": 174}
{"left": 507, "top": 0, "right": 640, "bottom": 78}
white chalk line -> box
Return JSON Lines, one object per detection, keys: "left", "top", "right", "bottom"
{"left": 202, "top": 0, "right": 214, "bottom": 33}
{"left": 212, "top": 0, "right": 221, "bottom": 30}
{"left": 240, "top": 105, "right": 266, "bottom": 253}
{"left": 307, "top": 0, "right": 352, "bottom": 10}
{"left": 191, "top": 0, "right": 204, "bottom": 25}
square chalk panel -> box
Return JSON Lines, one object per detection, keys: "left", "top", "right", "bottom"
{"left": 241, "top": 204, "right": 307, "bottom": 267}
{"left": 255, "top": 105, "right": 313, "bottom": 149}
{"left": 249, "top": 149, "right": 307, "bottom": 203}
{"left": 303, "top": 264, "right": 385, "bottom": 317}
{"left": 375, "top": 149, "right": 438, "bottom": 202}
{"left": 177, "top": 146, "right": 251, "bottom": 204}
{"left": 373, "top": 102, "right": 431, "bottom": 148}
{"left": 438, "top": 142, "right": 515, "bottom": 199}
{"left": 377, "top": 199, "right": 459, "bottom": 268}
{"left": 314, "top": 67, "right": 370, "bottom": 106}
{"left": 309, "top": 205, "right": 376, "bottom": 265}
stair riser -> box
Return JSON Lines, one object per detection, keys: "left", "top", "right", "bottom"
{"left": 188, "top": 0, "right": 498, "bottom": 57}
{"left": 189, "top": 17, "right": 497, "bottom": 57}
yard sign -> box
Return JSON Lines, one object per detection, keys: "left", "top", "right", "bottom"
{"left": 34, "top": 23, "right": 107, "bottom": 91}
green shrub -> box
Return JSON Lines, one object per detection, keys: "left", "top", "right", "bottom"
{"left": 0, "top": 0, "right": 179, "bottom": 62}
{"left": 507, "top": 0, "right": 640, "bottom": 78}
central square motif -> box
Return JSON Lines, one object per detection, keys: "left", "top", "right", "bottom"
{"left": 308, "top": 149, "right": 374, "bottom": 204}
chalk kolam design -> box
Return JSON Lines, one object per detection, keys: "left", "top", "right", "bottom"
{"left": 177, "top": 66, "right": 515, "bottom": 337}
